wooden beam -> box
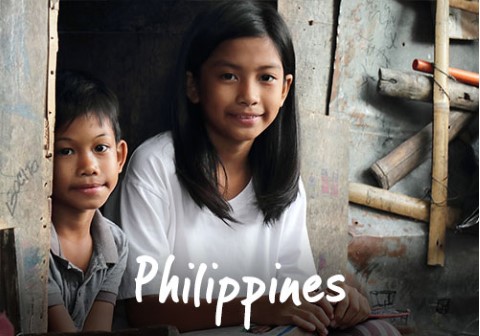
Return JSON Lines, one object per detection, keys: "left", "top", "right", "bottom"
{"left": 377, "top": 68, "right": 479, "bottom": 112}
{"left": 349, "top": 182, "right": 461, "bottom": 228}
{"left": 450, "top": 0, "right": 479, "bottom": 13}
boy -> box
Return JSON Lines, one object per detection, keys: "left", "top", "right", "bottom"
{"left": 48, "top": 71, "right": 128, "bottom": 332}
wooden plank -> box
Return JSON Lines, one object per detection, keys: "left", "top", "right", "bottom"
{"left": 448, "top": 7, "right": 479, "bottom": 40}
{"left": 0, "top": 0, "right": 54, "bottom": 332}
{"left": 24, "top": 325, "right": 180, "bottom": 336}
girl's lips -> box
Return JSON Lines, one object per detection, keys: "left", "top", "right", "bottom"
{"left": 237, "top": 115, "right": 259, "bottom": 119}
{"left": 229, "top": 113, "right": 262, "bottom": 126}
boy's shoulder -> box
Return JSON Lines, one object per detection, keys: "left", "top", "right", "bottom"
{"left": 91, "top": 211, "right": 127, "bottom": 259}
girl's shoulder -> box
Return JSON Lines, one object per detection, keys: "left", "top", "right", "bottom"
{"left": 133, "top": 131, "right": 174, "bottom": 159}
{"left": 126, "top": 131, "right": 175, "bottom": 174}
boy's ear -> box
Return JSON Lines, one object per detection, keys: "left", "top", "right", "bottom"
{"left": 186, "top": 72, "right": 200, "bottom": 104}
{"left": 116, "top": 140, "right": 128, "bottom": 173}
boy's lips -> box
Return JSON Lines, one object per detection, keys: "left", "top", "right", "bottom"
{"left": 72, "top": 183, "right": 105, "bottom": 194}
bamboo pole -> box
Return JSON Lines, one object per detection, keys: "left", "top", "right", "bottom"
{"left": 370, "top": 110, "right": 473, "bottom": 189}
{"left": 349, "top": 183, "right": 461, "bottom": 229}
{"left": 428, "top": 0, "right": 450, "bottom": 266}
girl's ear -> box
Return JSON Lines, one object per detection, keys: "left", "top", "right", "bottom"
{"left": 186, "top": 72, "right": 200, "bottom": 104}
{"left": 116, "top": 140, "right": 128, "bottom": 173}
{"left": 280, "top": 74, "right": 293, "bottom": 106}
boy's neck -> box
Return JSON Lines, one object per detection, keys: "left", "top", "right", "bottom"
{"left": 52, "top": 204, "right": 95, "bottom": 238}
{"left": 52, "top": 204, "right": 95, "bottom": 272}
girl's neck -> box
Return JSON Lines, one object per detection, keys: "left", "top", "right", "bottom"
{"left": 213, "top": 142, "right": 253, "bottom": 201}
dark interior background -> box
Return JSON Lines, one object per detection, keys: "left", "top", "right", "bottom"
{"left": 57, "top": 0, "right": 276, "bottom": 156}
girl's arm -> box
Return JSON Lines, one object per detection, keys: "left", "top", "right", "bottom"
{"left": 82, "top": 301, "right": 114, "bottom": 331}
{"left": 126, "top": 294, "right": 333, "bottom": 334}
{"left": 330, "top": 283, "right": 370, "bottom": 329}
{"left": 126, "top": 296, "right": 242, "bottom": 332}
{"left": 47, "top": 305, "right": 77, "bottom": 332}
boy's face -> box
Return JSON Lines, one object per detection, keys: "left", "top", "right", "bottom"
{"left": 53, "top": 114, "right": 127, "bottom": 213}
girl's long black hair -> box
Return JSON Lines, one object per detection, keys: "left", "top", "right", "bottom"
{"left": 170, "top": 0, "right": 299, "bottom": 225}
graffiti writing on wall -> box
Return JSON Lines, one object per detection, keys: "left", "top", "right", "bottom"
{"left": 5, "top": 160, "right": 39, "bottom": 216}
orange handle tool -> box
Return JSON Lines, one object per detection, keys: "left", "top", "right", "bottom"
{"left": 412, "top": 58, "right": 479, "bottom": 87}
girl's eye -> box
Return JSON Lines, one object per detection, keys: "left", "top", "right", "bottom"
{"left": 95, "top": 144, "right": 109, "bottom": 153}
{"left": 57, "top": 148, "right": 74, "bottom": 156}
{"left": 220, "top": 73, "right": 237, "bottom": 81}
{"left": 260, "top": 74, "right": 276, "bottom": 82}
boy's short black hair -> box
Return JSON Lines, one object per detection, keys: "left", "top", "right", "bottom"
{"left": 55, "top": 70, "right": 122, "bottom": 142}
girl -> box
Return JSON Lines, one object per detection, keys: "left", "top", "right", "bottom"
{"left": 117, "top": 1, "right": 379, "bottom": 335}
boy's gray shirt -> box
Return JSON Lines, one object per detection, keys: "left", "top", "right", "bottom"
{"left": 48, "top": 210, "right": 128, "bottom": 330}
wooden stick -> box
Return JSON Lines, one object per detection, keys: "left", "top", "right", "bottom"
{"left": 450, "top": 0, "right": 479, "bottom": 13}
{"left": 377, "top": 68, "right": 479, "bottom": 112}
{"left": 428, "top": 0, "right": 450, "bottom": 266}
{"left": 370, "top": 110, "right": 473, "bottom": 189}
{"left": 413, "top": 59, "right": 479, "bottom": 87}
{"left": 349, "top": 183, "right": 461, "bottom": 229}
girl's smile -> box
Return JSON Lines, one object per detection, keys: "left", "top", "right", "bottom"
{"left": 227, "top": 112, "right": 263, "bottom": 127}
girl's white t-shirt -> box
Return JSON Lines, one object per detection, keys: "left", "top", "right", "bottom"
{"left": 118, "top": 132, "right": 316, "bottom": 299}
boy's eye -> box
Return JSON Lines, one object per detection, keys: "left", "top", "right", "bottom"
{"left": 260, "top": 74, "right": 276, "bottom": 82}
{"left": 57, "top": 148, "right": 74, "bottom": 156}
{"left": 220, "top": 73, "right": 237, "bottom": 81}
{"left": 95, "top": 144, "right": 109, "bottom": 153}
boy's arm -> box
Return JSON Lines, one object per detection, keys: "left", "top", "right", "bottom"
{"left": 48, "top": 305, "right": 77, "bottom": 332}
{"left": 82, "top": 300, "right": 114, "bottom": 331}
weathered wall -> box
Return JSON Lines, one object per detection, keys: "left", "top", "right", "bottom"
{"left": 0, "top": 0, "right": 54, "bottom": 333}
{"left": 330, "top": 1, "right": 478, "bottom": 334}
{"left": 278, "top": 0, "right": 350, "bottom": 280}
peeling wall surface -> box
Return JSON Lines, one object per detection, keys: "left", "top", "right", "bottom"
{"left": 330, "top": 1, "right": 478, "bottom": 334}
{"left": 279, "top": 0, "right": 350, "bottom": 280}
{"left": 0, "top": 0, "right": 51, "bottom": 333}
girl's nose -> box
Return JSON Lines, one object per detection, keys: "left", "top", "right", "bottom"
{"left": 78, "top": 152, "right": 98, "bottom": 176}
{"left": 237, "top": 79, "right": 259, "bottom": 107}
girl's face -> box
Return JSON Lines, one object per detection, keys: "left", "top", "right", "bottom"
{"left": 187, "top": 36, "right": 293, "bottom": 150}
